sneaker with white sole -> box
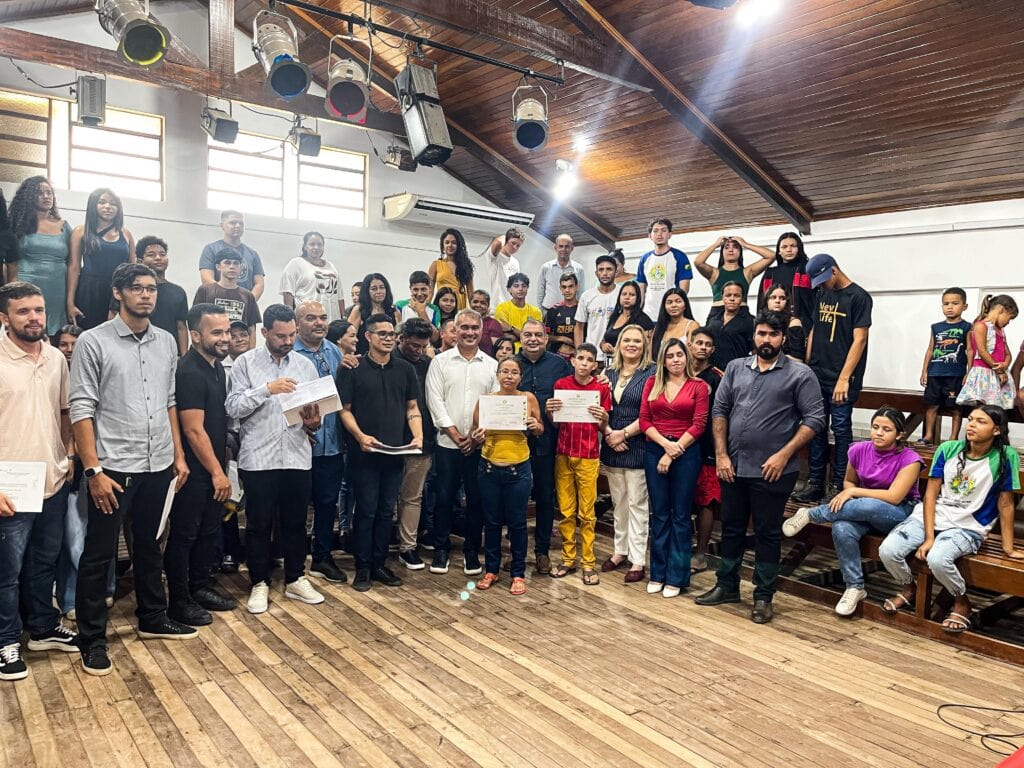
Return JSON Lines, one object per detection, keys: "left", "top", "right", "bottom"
{"left": 429, "top": 552, "right": 450, "bottom": 574}
{"left": 835, "top": 587, "right": 868, "bottom": 616}
{"left": 27, "top": 622, "right": 78, "bottom": 652}
{"left": 647, "top": 581, "right": 664, "bottom": 594}
{"left": 247, "top": 582, "right": 270, "bottom": 614}
{"left": 0, "top": 643, "right": 28, "bottom": 681}
{"left": 782, "top": 508, "right": 812, "bottom": 538}
{"left": 285, "top": 576, "right": 325, "bottom": 605}
{"left": 399, "top": 550, "right": 425, "bottom": 570}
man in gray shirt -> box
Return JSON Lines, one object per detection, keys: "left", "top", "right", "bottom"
{"left": 225, "top": 304, "right": 323, "bottom": 615}
{"left": 70, "top": 263, "right": 194, "bottom": 677}
{"left": 695, "top": 310, "right": 824, "bottom": 625}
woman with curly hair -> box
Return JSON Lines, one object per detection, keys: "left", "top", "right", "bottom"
{"left": 428, "top": 228, "right": 474, "bottom": 310}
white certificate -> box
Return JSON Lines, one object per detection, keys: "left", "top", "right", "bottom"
{"left": 479, "top": 395, "right": 527, "bottom": 430}
{"left": 553, "top": 389, "right": 601, "bottom": 423}
{"left": 0, "top": 461, "right": 46, "bottom": 513}
{"left": 276, "top": 376, "right": 342, "bottom": 427}
{"left": 155, "top": 474, "right": 178, "bottom": 540}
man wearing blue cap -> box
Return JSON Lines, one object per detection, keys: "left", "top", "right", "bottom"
{"left": 792, "top": 254, "right": 872, "bottom": 503}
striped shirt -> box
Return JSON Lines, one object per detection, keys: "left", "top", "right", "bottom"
{"left": 553, "top": 375, "right": 612, "bottom": 459}
{"left": 600, "top": 365, "right": 655, "bottom": 470}
{"left": 224, "top": 345, "right": 319, "bottom": 471}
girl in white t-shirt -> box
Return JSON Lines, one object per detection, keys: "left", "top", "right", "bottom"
{"left": 279, "top": 231, "right": 343, "bottom": 321}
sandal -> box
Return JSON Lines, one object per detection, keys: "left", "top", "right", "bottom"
{"left": 550, "top": 564, "right": 577, "bottom": 579}
{"left": 477, "top": 572, "right": 498, "bottom": 590}
{"left": 882, "top": 593, "right": 914, "bottom": 614}
{"left": 510, "top": 577, "right": 526, "bottom": 596}
{"left": 942, "top": 611, "right": 972, "bottom": 634}
{"left": 582, "top": 569, "right": 600, "bottom": 586}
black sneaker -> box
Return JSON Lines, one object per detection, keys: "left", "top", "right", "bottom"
{"left": 192, "top": 586, "right": 238, "bottom": 612}
{"left": 220, "top": 554, "right": 239, "bottom": 574}
{"left": 167, "top": 601, "right": 213, "bottom": 627}
{"left": 27, "top": 623, "right": 78, "bottom": 653}
{"left": 463, "top": 555, "right": 483, "bottom": 576}
{"left": 399, "top": 550, "right": 425, "bottom": 570}
{"left": 310, "top": 559, "right": 348, "bottom": 584}
{"left": 0, "top": 643, "right": 28, "bottom": 680}
{"left": 372, "top": 567, "right": 403, "bottom": 587}
{"left": 418, "top": 532, "right": 434, "bottom": 551}
{"left": 81, "top": 644, "right": 112, "bottom": 677}
{"left": 429, "top": 551, "right": 450, "bottom": 574}
{"left": 137, "top": 616, "right": 199, "bottom": 640}
{"left": 352, "top": 568, "right": 372, "bottom": 592}
{"left": 790, "top": 484, "right": 824, "bottom": 504}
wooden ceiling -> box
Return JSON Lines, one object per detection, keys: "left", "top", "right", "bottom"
{"left": 4, "top": 0, "right": 1024, "bottom": 244}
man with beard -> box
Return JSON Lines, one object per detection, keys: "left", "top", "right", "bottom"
{"left": 574, "top": 254, "right": 621, "bottom": 366}
{"left": 164, "top": 304, "right": 237, "bottom": 627}
{"left": 226, "top": 304, "right": 323, "bottom": 615}
{"left": 688, "top": 327, "right": 723, "bottom": 573}
{"left": 0, "top": 283, "right": 78, "bottom": 681}
{"left": 70, "top": 263, "right": 193, "bottom": 676}
{"left": 695, "top": 310, "right": 824, "bottom": 624}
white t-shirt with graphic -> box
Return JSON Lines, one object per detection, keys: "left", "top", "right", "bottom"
{"left": 574, "top": 285, "right": 621, "bottom": 361}
{"left": 636, "top": 246, "right": 693, "bottom": 320}
{"left": 278, "top": 257, "right": 342, "bottom": 323}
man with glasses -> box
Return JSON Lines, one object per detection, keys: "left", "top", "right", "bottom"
{"left": 70, "top": 263, "right": 195, "bottom": 677}
{"left": 192, "top": 249, "right": 260, "bottom": 349}
{"left": 336, "top": 315, "right": 423, "bottom": 591}
{"left": 292, "top": 300, "right": 346, "bottom": 585}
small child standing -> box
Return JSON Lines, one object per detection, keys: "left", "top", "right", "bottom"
{"left": 546, "top": 344, "right": 611, "bottom": 584}
{"left": 956, "top": 294, "right": 1018, "bottom": 410}
{"left": 918, "top": 287, "right": 971, "bottom": 444}
{"left": 878, "top": 405, "right": 1023, "bottom": 633}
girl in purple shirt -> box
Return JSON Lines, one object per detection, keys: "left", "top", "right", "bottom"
{"left": 783, "top": 407, "right": 924, "bottom": 616}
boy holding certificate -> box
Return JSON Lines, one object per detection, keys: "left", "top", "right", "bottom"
{"left": 545, "top": 343, "right": 611, "bottom": 584}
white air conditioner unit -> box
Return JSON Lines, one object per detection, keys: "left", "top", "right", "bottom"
{"left": 382, "top": 192, "right": 534, "bottom": 234}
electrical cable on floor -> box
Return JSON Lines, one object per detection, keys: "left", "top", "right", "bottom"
{"left": 936, "top": 703, "right": 1024, "bottom": 756}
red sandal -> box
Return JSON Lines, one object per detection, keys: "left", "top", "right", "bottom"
{"left": 477, "top": 572, "right": 498, "bottom": 590}
{"left": 510, "top": 577, "right": 526, "bottom": 595}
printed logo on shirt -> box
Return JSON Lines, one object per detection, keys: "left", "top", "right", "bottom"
{"left": 818, "top": 300, "right": 847, "bottom": 342}
{"left": 648, "top": 262, "right": 667, "bottom": 284}
{"left": 950, "top": 471, "right": 977, "bottom": 497}
{"left": 315, "top": 270, "right": 338, "bottom": 294}
{"left": 214, "top": 297, "right": 246, "bottom": 323}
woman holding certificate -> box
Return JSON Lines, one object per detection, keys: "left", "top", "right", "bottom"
{"left": 471, "top": 358, "right": 543, "bottom": 595}
{"left": 639, "top": 339, "right": 710, "bottom": 598}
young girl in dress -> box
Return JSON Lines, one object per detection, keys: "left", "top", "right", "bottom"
{"left": 878, "top": 405, "right": 1023, "bottom": 633}
{"left": 956, "top": 294, "right": 1017, "bottom": 409}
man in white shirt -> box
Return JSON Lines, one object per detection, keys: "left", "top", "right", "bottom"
{"left": 636, "top": 217, "right": 693, "bottom": 321}
{"left": 475, "top": 227, "right": 524, "bottom": 306}
{"left": 537, "top": 234, "right": 585, "bottom": 311}
{"left": 425, "top": 308, "right": 497, "bottom": 576}
{"left": 574, "top": 254, "right": 621, "bottom": 365}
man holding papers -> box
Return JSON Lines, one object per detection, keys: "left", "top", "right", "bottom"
{"left": 336, "top": 313, "right": 423, "bottom": 592}
{"left": 69, "top": 264, "right": 193, "bottom": 677}
{"left": 226, "top": 304, "right": 324, "bottom": 615}
{"left": 0, "top": 283, "right": 77, "bottom": 681}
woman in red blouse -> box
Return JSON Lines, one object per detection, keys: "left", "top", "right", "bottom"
{"left": 639, "top": 338, "right": 709, "bottom": 598}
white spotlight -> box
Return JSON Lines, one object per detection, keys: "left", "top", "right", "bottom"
{"left": 512, "top": 85, "right": 549, "bottom": 151}
{"left": 394, "top": 58, "right": 452, "bottom": 167}
{"left": 95, "top": 0, "right": 169, "bottom": 68}
{"left": 573, "top": 135, "right": 590, "bottom": 154}
{"left": 736, "top": 0, "right": 781, "bottom": 27}
{"left": 252, "top": 10, "right": 311, "bottom": 100}
{"left": 325, "top": 57, "right": 369, "bottom": 122}
{"left": 552, "top": 159, "right": 577, "bottom": 201}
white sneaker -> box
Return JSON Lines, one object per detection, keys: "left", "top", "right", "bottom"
{"left": 285, "top": 576, "right": 325, "bottom": 605}
{"left": 662, "top": 586, "right": 681, "bottom": 599}
{"left": 646, "top": 581, "right": 664, "bottom": 594}
{"left": 105, "top": 596, "right": 114, "bottom": 608}
{"left": 835, "top": 587, "right": 867, "bottom": 617}
{"left": 782, "top": 508, "right": 812, "bottom": 538}
{"left": 247, "top": 583, "right": 269, "bottom": 614}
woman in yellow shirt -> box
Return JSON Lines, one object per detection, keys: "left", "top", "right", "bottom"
{"left": 428, "top": 228, "right": 474, "bottom": 309}
{"left": 471, "top": 358, "right": 543, "bottom": 594}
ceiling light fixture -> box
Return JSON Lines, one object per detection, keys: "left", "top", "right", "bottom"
{"left": 201, "top": 103, "right": 238, "bottom": 144}
{"left": 288, "top": 117, "right": 321, "bottom": 156}
{"left": 736, "top": 0, "right": 781, "bottom": 27}
{"left": 552, "top": 159, "right": 577, "bottom": 201}
{"left": 253, "top": 9, "right": 311, "bottom": 100}
{"left": 325, "top": 34, "right": 369, "bottom": 122}
{"left": 394, "top": 56, "right": 452, "bottom": 167}
{"left": 95, "top": 0, "right": 170, "bottom": 68}
{"left": 512, "top": 84, "right": 548, "bottom": 151}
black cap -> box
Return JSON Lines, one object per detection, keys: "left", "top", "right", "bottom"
{"left": 595, "top": 253, "right": 618, "bottom": 268}
{"left": 229, "top": 319, "right": 249, "bottom": 331}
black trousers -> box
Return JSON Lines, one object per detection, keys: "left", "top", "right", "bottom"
{"left": 432, "top": 447, "right": 482, "bottom": 558}
{"left": 239, "top": 469, "right": 311, "bottom": 587}
{"left": 163, "top": 472, "right": 221, "bottom": 605}
{"left": 347, "top": 451, "right": 404, "bottom": 571}
{"left": 76, "top": 466, "right": 174, "bottom": 649}
{"left": 714, "top": 472, "right": 798, "bottom": 602}
{"left": 530, "top": 450, "right": 556, "bottom": 556}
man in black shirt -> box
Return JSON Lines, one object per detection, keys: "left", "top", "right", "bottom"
{"left": 165, "top": 303, "right": 238, "bottom": 627}
{"left": 109, "top": 236, "right": 190, "bottom": 355}
{"left": 689, "top": 327, "right": 722, "bottom": 572}
{"left": 544, "top": 272, "right": 579, "bottom": 358}
{"left": 792, "top": 254, "right": 872, "bottom": 503}
{"left": 337, "top": 314, "right": 423, "bottom": 591}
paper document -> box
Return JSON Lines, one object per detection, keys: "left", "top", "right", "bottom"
{"left": 155, "top": 474, "right": 178, "bottom": 540}
{"left": 367, "top": 441, "right": 422, "bottom": 456}
{"left": 227, "top": 460, "right": 243, "bottom": 503}
{"left": 0, "top": 461, "right": 46, "bottom": 513}
{"left": 552, "top": 389, "right": 601, "bottom": 423}
{"left": 277, "top": 377, "right": 342, "bottom": 427}
{"left": 478, "top": 395, "right": 528, "bottom": 430}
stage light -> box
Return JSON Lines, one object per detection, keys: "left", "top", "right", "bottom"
{"left": 573, "top": 135, "right": 590, "bottom": 154}
{"left": 512, "top": 85, "right": 548, "bottom": 151}
{"left": 736, "top": 0, "right": 781, "bottom": 27}
{"left": 394, "top": 58, "right": 452, "bottom": 167}
{"left": 288, "top": 124, "right": 321, "bottom": 157}
{"left": 325, "top": 57, "right": 369, "bottom": 122}
{"left": 384, "top": 145, "right": 418, "bottom": 172}
{"left": 95, "top": 0, "right": 169, "bottom": 68}
{"left": 552, "top": 159, "right": 577, "bottom": 201}
{"left": 252, "top": 10, "right": 311, "bottom": 100}
{"left": 202, "top": 106, "right": 238, "bottom": 144}
{"left": 76, "top": 76, "right": 105, "bottom": 127}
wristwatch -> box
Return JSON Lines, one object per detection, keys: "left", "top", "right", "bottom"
{"left": 84, "top": 466, "right": 104, "bottom": 478}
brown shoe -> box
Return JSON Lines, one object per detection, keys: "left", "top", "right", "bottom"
{"left": 601, "top": 556, "right": 628, "bottom": 573}
{"left": 535, "top": 554, "right": 551, "bottom": 575}
{"left": 624, "top": 567, "right": 645, "bottom": 583}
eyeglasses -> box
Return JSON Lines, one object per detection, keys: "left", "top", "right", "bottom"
{"left": 370, "top": 331, "right": 397, "bottom": 339}
{"left": 125, "top": 285, "right": 158, "bottom": 295}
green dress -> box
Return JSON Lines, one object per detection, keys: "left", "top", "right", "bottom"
{"left": 18, "top": 221, "right": 71, "bottom": 336}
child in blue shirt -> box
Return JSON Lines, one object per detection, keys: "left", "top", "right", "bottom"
{"left": 918, "top": 287, "right": 971, "bottom": 444}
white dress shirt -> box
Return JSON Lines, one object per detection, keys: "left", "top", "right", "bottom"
{"left": 425, "top": 346, "right": 497, "bottom": 450}
{"left": 537, "top": 258, "right": 585, "bottom": 310}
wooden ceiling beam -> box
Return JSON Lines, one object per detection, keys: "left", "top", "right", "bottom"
{"left": 563, "top": 0, "right": 813, "bottom": 234}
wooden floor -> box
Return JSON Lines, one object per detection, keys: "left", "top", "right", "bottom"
{"left": 3, "top": 538, "right": 1022, "bottom": 768}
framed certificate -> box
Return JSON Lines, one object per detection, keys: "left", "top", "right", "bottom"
{"left": 478, "top": 395, "right": 528, "bottom": 430}
{"left": 552, "top": 389, "right": 601, "bottom": 423}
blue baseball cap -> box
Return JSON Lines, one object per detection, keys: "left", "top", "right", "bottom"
{"left": 806, "top": 253, "right": 838, "bottom": 288}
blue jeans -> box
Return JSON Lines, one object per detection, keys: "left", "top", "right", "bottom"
{"left": 311, "top": 453, "right": 344, "bottom": 562}
{"left": 808, "top": 498, "right": 915, "bottom": 589}
{"left": 55, "top": 485, "right": 115, "bottom": 614}
{"left": 478, "top": 459, "right": 532, "bottom": 578}
{"left": 644, "top": 444, "right": 700, "bottom": 588}
{"left": 0, "top": 485, "right": 68, "bottom": 647}
{"left": 878, "top": 516, "right": 983, "bottom": 597}
{"left": 433, "top": 447, "right": 482, "bottom": 558}
{"left": 807, "top": 386, "right": 853, "bottom": 488}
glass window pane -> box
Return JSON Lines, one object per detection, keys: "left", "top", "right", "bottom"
{"left": 0, "top": 138, "right": 46, "bottom": 166}
{"left": 71, "top": 125, "right": 161, "bottom": 158}
{"left": 208, "top": 190, "right": 282, "bottom": 218}
{"left": 298, "top": 202, "right": 365, "bottom": 226}
{"left": 209, "top": 169, "right": 282, "bottom": 198}
{"left": 298, "top": 185, "right": 364, "bottom": 209}
{"left": 0, "top": 90, "right": 49, "bottom": 118}
{"left": 302, "top": 148, "right": 364, "bottom": 171}
{"left": 209, "top": 148, "right": 282, "bottom": 178}
{"left": 298, "top": 164, "right": 364, "bottom": 190}
{"left": 100, "top": 109, "right": 161, "bottom": 136}
{"left": 210, "top": 132, "right": 283, "bottom": 156}
{"left": 0, "top": 113, "right": 47, "bottom": 141}
{"left": 70, "top": 147, "right": 161, "bottom": 179}
{"left": 69, "top": 171, "right": 161, "bottom": 201}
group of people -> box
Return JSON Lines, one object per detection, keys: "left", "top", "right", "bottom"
{"left": 2, "top": 171, "right": 1023, "bottom": 685}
